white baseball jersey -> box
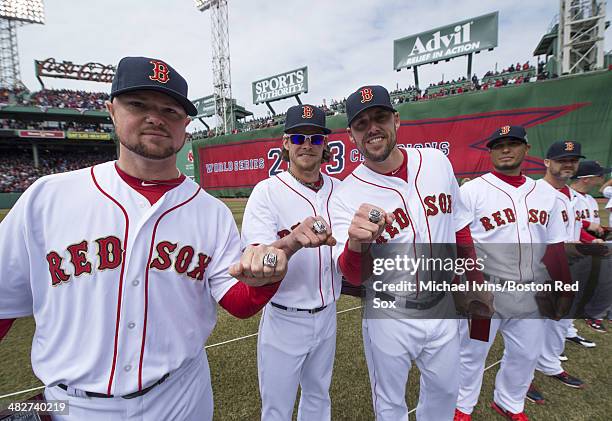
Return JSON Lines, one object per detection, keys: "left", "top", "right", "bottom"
{"left": 536, "top": 179, "right": 582, "bottom": 242}
{"left": 330, "top": 148, "right": 472, "bottom": 302}
{"left": 0, "top": 161, "right": 239, "bottom": 396}
{"left": 574, "top": 191, "right": 601, "bottom": 224}
{"left": 241, "top": 171, "right": 341, "bottom": 308}
{"left": 461, "top": 174, "right": 567, "bottom": 281}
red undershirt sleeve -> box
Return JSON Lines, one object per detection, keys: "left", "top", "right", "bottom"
{"left": 579, "top": 229, "right": 597, "bottom": 243}
{"left": 581, "top": 220, "right": 590, "bottom": 229}
{"left": 0, "top": 318, "right": 15, "bottom": 342}
{"left": 218, "top": 281, "right": 281, "bottom": 319}
{"left": 455, "top": 225, "right": 484, "bottom": 285}
{"left": 338, "top": 242, "right": 373, "bottom": 286}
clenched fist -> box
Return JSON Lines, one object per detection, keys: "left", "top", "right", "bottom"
{"left": 288, "top": 216, "right": 337, "bottom": 249}
{"left": 347, "top": 204, "right": 395, "bottom": 252}
{"left": 229, "top": 244, "right": 288, "bottom": 287}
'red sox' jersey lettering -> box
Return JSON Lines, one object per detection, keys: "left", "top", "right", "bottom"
{"left": 527, "top": 209, "right": 549, "bottom": 225}
{"left": 276, "top": 222, "right": 301, "bottom": 239}
{"left": 47, "top": 238, "right": 211, "bottom": 285}
{"left": 423, "top": 193, "right": 452, "bottom": 216}
{"left": 375, "top": 207, "right": 411, "bottom": 243}
{"left": 479, "top": 207, "right": 549, "bottom": 231}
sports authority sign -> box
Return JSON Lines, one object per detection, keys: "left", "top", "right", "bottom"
{"left": 252, "top": 67, "right": 308, "bottom": 104}
{"left": 393, "top": 12, "right": 498, "bottom": 70}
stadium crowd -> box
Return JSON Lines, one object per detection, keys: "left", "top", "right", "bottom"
{"left": 0, "top": 60, "right": 553, "bottom": 141}
{"left": 0, "top": 149, "right": 116, "bottom": 193}
{"left": 236, "top": 61, "right": 546, "bottom": 132}
{"left": 0, "top": 88, "right": 110, "bottom": 111}
{"left": 29, "top": 89, "right": 110, "bottom": 110}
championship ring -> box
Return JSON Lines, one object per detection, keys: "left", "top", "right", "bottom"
{"left": 368, "top": 208, "right": 382, "bottom": 224}
{"left": 262, "top": 252, "right": 278, "bottom": 268}
{"left": 312, "top": 220, "right": 327, "bottom": 234}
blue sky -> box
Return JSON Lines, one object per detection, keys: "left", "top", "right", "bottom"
{"left": 17, "top": 0, "right": 611, "bottom": 126}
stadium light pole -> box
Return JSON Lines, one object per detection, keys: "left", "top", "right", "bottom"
{"left": 0, "top": 0, "right": 45, "bottom": 89}
{"left": 558, "top": 0, "right": 607, "bottom": 74}
{"left": 194, "top": 0, "right": 235, "bottom": 136}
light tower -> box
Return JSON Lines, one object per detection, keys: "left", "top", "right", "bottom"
{"left": 0, "top": 0, "right": 45, "bottom": 89}
{"left": 195, "top": 0, "right": 234, "bottom": 136}
{"left": 558, "top": 0, "right": 607, "bottom": 74}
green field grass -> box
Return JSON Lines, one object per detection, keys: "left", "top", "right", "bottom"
{"left": 0, "top": 200, "right": 610, "bottom": 420}
{"left": 0, "top": 209, "right": 9, "bottom": 223}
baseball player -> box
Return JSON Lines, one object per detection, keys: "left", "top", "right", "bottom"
{"left": 329, "top": 85, "right": 492, "bottom": 421}
{"left": 240, "top": 104, "right": 340, "bottom": 421}
{"left": 454, "top": 126, "right": 571, "bottom": 421}
{"left": 569, "top": 160, "right": 611, "bottom": 332}
{"left": 0, "top": 57, "right": 327, "bottom": 421}
{"left": 530, "top": 141, "right": 594, "bottom": 402}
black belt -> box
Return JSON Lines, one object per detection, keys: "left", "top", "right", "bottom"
{"left": 58, "top": 373, "right": 169, "bottom": 399}
{"left": 375, "top": 291, "right": 446, "bottom": 310}
{"left": 271, "top": 302, "right": 328, "bottom": 314}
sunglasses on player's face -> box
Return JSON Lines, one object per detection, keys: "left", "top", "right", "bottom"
{"left": 287, "top": 134, "right": 326, "bottom": 145}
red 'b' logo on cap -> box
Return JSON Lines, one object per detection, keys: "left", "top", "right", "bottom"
{"left": 302, "top": 105, "right": 314, "bottom": 119}
{"left": 564, "top": 141, "right": 574, "bottom": 151}
{"left": 149, "top": 60, "right": 170, "bottom": 84}
{"left": 360, "top": 88, "right": 373, "bottom": 103}
{"left": 500, "top": 125, "right": 511, "bottom": 135}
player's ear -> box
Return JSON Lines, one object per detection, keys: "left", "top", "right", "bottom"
{"left": 543, "top": 158, "right": 551, "bottom": 168}
{"left": 525, "top": 144, "right": 531, "bottom": 155}
{"left": 282, "top": 135, "right": 290, "bottom": 151}
{"left": 346, "top": 127, "right": 356, "bottom": 144}
{"left": 394, "top": 112, "right": 400, "bottom": 130}
{"left": 106, "top": 100, "right": 115, "bottom": 122}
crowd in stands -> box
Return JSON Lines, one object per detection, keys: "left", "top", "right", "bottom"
{"left": 0, "top": 88, "right": 110, "bottom": 111}
{"left": 0, "top": 119, "right": 113, "bottom": 133}
{"left": 0, "top": 59, "right": 574, "bottom": 141}
{"left": 29, "top": 89, "right": 110, "bottom": 110}
{"left": 0, "top": 149, "right": 116, "bottom": 193}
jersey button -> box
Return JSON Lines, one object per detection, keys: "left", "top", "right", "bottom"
{"left": 124, "top": 365, "right": 132, "bottom": 372}
{"left": 128, "top": 322, "right": 136, "bottom": 329}
{"left": 132, "top": 280, "right": 140, "bottom": 286}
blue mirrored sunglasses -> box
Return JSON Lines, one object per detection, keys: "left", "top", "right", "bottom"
{"left": 288, "top": 134, "right": 326, "bottom": 145}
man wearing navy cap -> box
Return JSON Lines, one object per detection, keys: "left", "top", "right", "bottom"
{"left": 454, "top": 126, "right": 573, "bottom": 421}
{"left": 570, "top": 160, "right": 611, "bottom": 332}
{"left": 0, "top": 56, "right": 313, "bottom": 420}
{"left": 329, "top": 85, "right": 493, "bottom": 421}
{"left": 530, "top": 140, "right": 595, "bottom": 404}
{"left": 241, "top": 104, "right": 340, "bottom": 421}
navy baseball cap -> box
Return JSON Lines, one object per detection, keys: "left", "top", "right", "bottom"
{"left": 284, "top": 104, "right": 331, "bottom": 134}
{"left": 574, "top": 160, "right": 611, "bottom": 178}
{"left": 545, "top": 140, "right": 585, "bottom": 160}
{"left": 486, "top": 125, "right": 528, "bottom": 148}
{"left": 110, "top": 56, "right": 198, "bottom": 116}
{"left": 346, "top": 85, "right": 395, "bottom": 127}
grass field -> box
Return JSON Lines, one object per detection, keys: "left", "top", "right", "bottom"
{"left": 0, "top": 199, "right": 610, "bottom": 420}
